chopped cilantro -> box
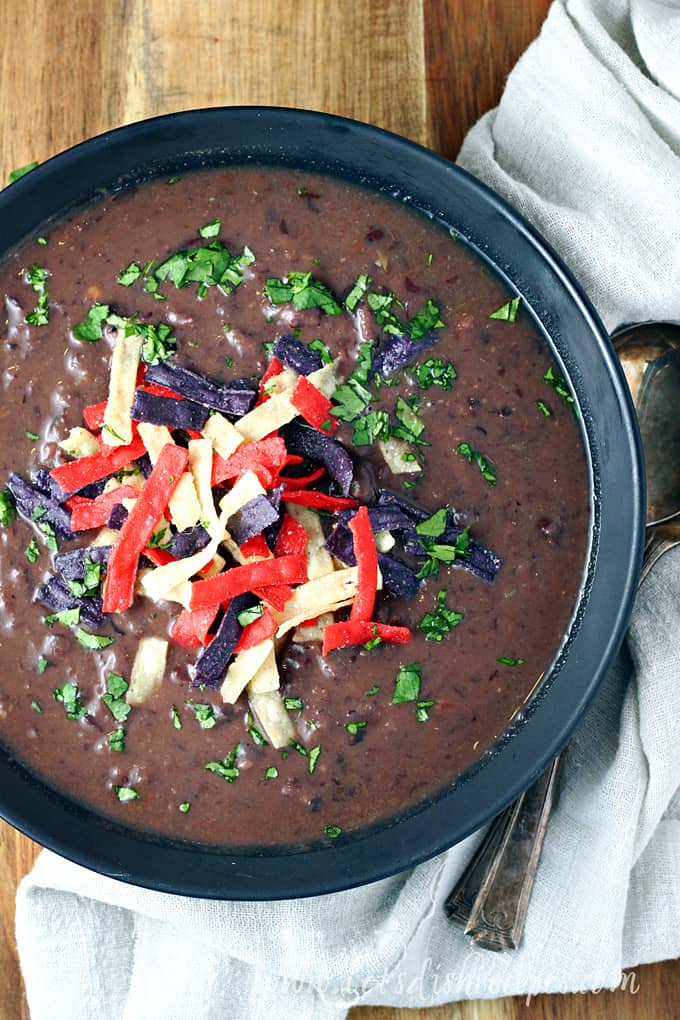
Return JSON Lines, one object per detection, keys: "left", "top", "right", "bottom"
{"left": 186, "top": 701, "right": 216, "bottom": 730}
{"left": 392, "top": 663, "right": 422, "bottom": 704}
{"left": 75, "top": 629, "right": 114, "bottom": 651}
{"left": 53, "top": 682, "right": 87, "bottom": 720}
{"left": 44, "top": 607, "right": 80, "bottom": 626}
{"left": 407, "top": 298, "right": 445, "bottom": 341}
{"left": 25, "top": 430, "right": 40, "bottom": 441}
{"left": 419, "top": 590, "right": 464, "bottom": 641}
{"left": 171, "top": 704, "right": 182, "bottom": 730}
{"left": 166, "top": 176, "right": 181, "bottom": 185}
{"left": 284, "top": 696, "right": 304, "bottom": 711}
{"left": 73, "top": 303, "right": 110, "bottom": 342}
{"left": 31, "top": 699, "right": 43, "bottom": 713}
{"left": 344, "top": 273, "right": 371, "bottom": 313}
{"left": 489, "top": 296, "right": 521, "bottom": 322}
{"left": 108, "top": 727, "right": 125, "bottom": 752}
{"left": 8, "top": 161, "right": 39, "bottom": 184}
{"left": 497, "top": 656, "right": 525, "bottom": 667}
{"left": 415, "top": 507, "right": 448, "bottom": 538}
{"left": 543, "top": 366, "right": 575, "bottom": 407}
{"left": 345, "top": 720, "right": 367, "bottom": 736}
{"left": 237, "top": 604, "right": 264, "bottom": 627}
{"left": 456, "top": 442, "right": 497, "bottom": 486}
{"left": 363, "top": 625, "right": 383, "bottom": 651}
{"left": 416, "top": 526, "right": 471, "bottom": 580}
{"left": 114, "top": 785, "right": 139, "bottom": 802}
{"left": 205, "top": 744, "right": 241, "bottom": 782}
{"left": 25, "top": 264, "right": 49, "bottom": 326}
{"left": 154, "top": 241, "right": 255, "bottom": 298}
{"left": 247, "top": 723, "right": 268, "bottom": 746}
{"left": 264, "top": 766, "right": 279, "bottom": 781}
{"left": 352, "top": 409, "right": 389, "bottom": 447}
{"left": 101, "top": 673, "right": 131, "bottom": 723}
{"left": 391, "top": 395, "right": 426, "bottom": 444}
{"left": 136, "top": 321, "right": 177, "bottom": 365}
{"left": 367, "top": 291, "right": 404, "bottom": 335}
{"left": 288, "top": 739, "right": 308, "bottom": 757}
{"left": 308, "top": 745, "right": 321, "bottom": 774}
{"left": 416, "top": 358, "right": 456, "bottom": 391}
{"left": 179, "top": 801, "right": 191, "bottom": 813}
{"left": 365, "top": 685, "right": 380, "bottom": 697}
{"left": 427, "top": 252, "right": 433, "bottom": 265}
{"left": 37, "top": 520, "right": 58, "bottom": 552}
{"left": 308, "top": 338, "right": 333, "bottom": 364}
{"left": 324, "top": 824, "right": 342, "bottom": 839}
{"left": 198, "top": 219, "right": 221, "bottom": 239}
{"left": 25, "top": 538, "right": 40, "bottom": 563}
{"left": 536, "top": 399, "right": 552, "bottom": 417}
{"left": 0, "top": 490, "right": 16, "bottom": 526}
{"left": 36, "top": 657, "right": 48, "bottom": 674}
{"left": 331, "top": 378, "right": 373, "bottom": 424}
{"left": 37, "top": 237, "right": 47, "bottom": 246}
{"left": 66, "top": 557, "right": 102, "bottom": 598}
{"left": 117, "top": 261, "right": 142, "bottom": 287}
{"left": 415, "top": 700, "right": 435, "bottom": 723}
{"left": 264, "top": 272, "right": 342, "bottom": 315}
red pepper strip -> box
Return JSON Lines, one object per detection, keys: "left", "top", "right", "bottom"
{"left": 102, "top": 444, "right": 190, "bottom": 614}
{"left": 143, "top": 547, "right": 176, "bottom": 567}
{"left": 211, "top": 436, "right": 288, "bottom": 487}
{"left": 349, "top": 505, "right": 378, "bottom": 621}
{"left": 190, "top": 554, "right": 307, "bottom": 611}
{"left": 290, "top": 376, "right": 339, "bottom": 434}
{"left": 83, "top": 400, "right": 107, "bottom": 430}
{"left": 139, "top": 382, "right": 184, "bottom": 400}
{"left": 322, "top": 620, "right": 411, "bottom": 656}
{"left": 97, "top": 424, "right": 139, "bottom": 458}
{"left": 185, "top": 429, "right": 203, "bottom": 441}
{"left": 274, "top": 512, "right": 309, "bottom": 558}
{"left": 281, "top": 490, "right": 358, "bottom": 511}
{"left": 67, "top": 485, "right": 139, "bottom": 531}
{"left": 279, "top": 466, "right": 326, "bottom": 490}
{"left": 50, "top": 435, "right": 147, "bottom": 495}
{"left": 254, "top": 584, "right": 293, "bottom": 612}
{"left": 171, "top": 605, "right": 219, "bottom": 648}
{"left": 257, "top": 356, "right": 284, "bottom": 404}
{"left": 240, "top": 535, "right": 271, "bottom": 560}
{"left": 233, "top": 607, "right": 278, "bottom": 654}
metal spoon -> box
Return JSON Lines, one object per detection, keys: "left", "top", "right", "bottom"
{"left": 445, "top": 322, "right": 680, "bottom": 950}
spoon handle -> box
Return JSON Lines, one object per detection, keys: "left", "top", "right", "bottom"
{"left": 445, "top": 533, "right": 673, "bottom": 949}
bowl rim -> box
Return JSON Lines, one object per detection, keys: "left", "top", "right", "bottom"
{"left": 0, "top": 106, "right": 645, "bottom": 899}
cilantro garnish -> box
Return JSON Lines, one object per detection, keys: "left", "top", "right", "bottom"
{"left": 308, "top": 338, "right": 333, "bottom": 364}
{"left": 416, "top": 527, "right": 471, "bottom": 580}
{"left": 198, "top": 219, "right": 221, "bottom": 239}
{"left": 25, "top": 265, "right": 49, "bottom": 326}
{"left": 497, "top": 656, "right": 526, "bottom": 667}
{"left": 365, "top": 685, "right": 380, "bottom": 697}
{"left": 415, "top": 507, "right": 448, "bottom": 538}
{"left": 392, "top": 663, "right": 422, "bottom": 704}
{"left": 543, "top": 366, "right": 575, "bottom": 408}
{"left": 264, "top": 766, "right": 279, "bottom": 781}
{"left": 352, "top": 409, "right": 390, "bottom": 447}
{"left": 25, "top": 430, "right": 40, "bottom": 441}
{"left": 114, "top": 785, "right": 139, "bottom": 802}
{"left": 324, "top": 824, "right": 342, "bottom": 839}
{"left": 205, "top": 744, "right": 241, "bottom": 782}
{"left": 36, "top": 657, "right": 48, "bottom": 674}
{"left": 117, "top": 261, "right": 142, "bottom": 287}
{"left": 536, "top": 399, "right": 552, "bottom": 417}
{"left": 75, "top": 629, "right": 113, "bottom": 651}
{"left": 247, "top": 722, "right": 268, "bottom": 746}
{"left": 363, "top": 624, "right": 383, "bottom": 651}
{"left": 73, "top": 303, "right": 110, "bottom": 342}
{"left": 237, "top": 604, "right": 264, "bottom": 627}
{"left": 345, "top": 720, "right": 367, "bottom": 735}
{"left": 154, "top": 241, "right": 255, "bottom": 298}
{"left": 344, "top": 273, "right": 371, "bottom": 313}
{"left": 419, "top": 590, "right": 464, "bottom": 641}
{"left": 288, "top": 739, "right": 308, "bottom": 757}
{"left": 416, "top": 358, "right": 456, "bottom": 391}
{"left": 366, "top": 291, "right": 404, "bottom": 335}
{"left": 37, "top": 520, "right": 58, "bottom": 552}
{"left": 31, "top": 700, "right": 43, "bottom": 714}
{"left": 108, "top": 727, "right": 125, "bottom": 753}
{"left": 308, "top": 745, "right": 321, "bottom": 774}
{"left": 456, "top": 442, "right": 497, "bottom": 486}
{"left": 179, "top": 801, "right": 191, "bottom": 813}
{"left": 101, "top": 673, "right": 131, "bottom": 723}
{"left": 171, "top": 704, "right": 182, "bottom": 729}
{"left": 284, "top": 696, "right": 304, "bottom": 711}
{"left": 186, "top": 701, "right": 217, "bottom": 730}
{"left": 25, "top": 537, "right": 40, "bottom": 563}
{"left": 489, "top": 296, "right": 521, "bottom": 322}
{"left": 37, "top": 237, "right": 48, "bottom": 246}
{"left": 406, "top": 299, "right": 445, "bottom": 341}
{"left": 415, "top": 700, "right": 435, "bottom": 723}
{"left": 391, "top": 395, "right": 426, "bottom": 444}
{"left": 0, "top": 491, "right": 16, "bottom": 527}
{"left": 8, "top": 161, "right": 39, "bottom": 184}
{"left": 66, "top": 557, "right": 102, "bottom": 598}
{"left": 264, "top": 272, "right": 342, "bottom": 315}
{"left": 136, "top": 321, "right": 177, "bottom": 365}
{"left": 44, "top": 607, "right": 80, "bottom": 626}
{"left": 166, "top": 176, "right": 181, "bottom": 185}
{"left": 331, "top": 378, "right": 373, "bottom": 424}
{"left": 53, "top": 682, "right": 87, "bottom": 720}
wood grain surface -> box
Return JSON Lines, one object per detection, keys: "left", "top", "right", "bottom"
{"left": 0, "top": 1, "right": 678, "bottom": 1018}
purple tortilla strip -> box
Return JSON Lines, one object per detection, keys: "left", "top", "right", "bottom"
{"left": 193, "top": 593, "right": 257, "bottom": 688}
{"left": 228, "top": 495, "right": 280, "bottom": 545}
{"left": 371, "top": 330, "right": 439, "bottom": 378}
{"left": 272, "top": 334, "right": 323, "bottom": 375}
{"left": 107, "top": 504, "right": 129, "bottom": 530}
{"left": 37, "top": 575, "right": 104, "bottom": 628}
{"left": 280, "top": 421, "right": 353, "bottom": 495}
{"left": 166, "top": 525, "right": 211, "bottom": 559}
{"left": 7, "top": 474, "right": 76, "bottom": 541}
{"left": 54, "top": 546, "right": 110, "bottom": 580}
{"left": 145, "top": 361, "right": 256, "bottom": 417}
{"left": 132, "top": 390, "right": 209, "bottom": 431}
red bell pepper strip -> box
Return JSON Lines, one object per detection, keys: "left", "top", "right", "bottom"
{"left": 97, "top": 425, "right": 139, "bottom": 458}
{"left": 143, "top": 547, "right": 176, "bottom": 567}
{"left": 239, "top": 535, "right": 271, "bottom": 560}
{"left": 171, "top": 605, "right": 219, "bottom": 648}
{"left": 281, "top": 490, "right": 358, "bottom": 511}
{"left": 83, "top": 400, "right": 107, "bottom": 430}
{"left": 190, "top": 554, "right": 307, "bottom": 611}
{"left": 233, "top": 607, "right": 278, "bottom": 654}
{"left": 290, "top": 376, "right": 339, "bottom": 434}
{"left": 67, "top": 485, "right": 139, "bottom": 531}
{"left": 102, "top": 443, "right": 189, "bottom": 613}
{"left": 254, "top": 585, "right": 293, "bottom": 612}
{"left": 349, "top": 505, "right": 378, "bottom": 621}
{"left": 138, "top": 382, "right": 184, "bottom": 401}
{"left": 279, "top": 466, "right": 326, "bottom": 490}
{"left": 257, "top": 356, "right": 284, "bottom": 404}
{"left": 211, "top": 436, "right": 288, "bottom": 488}
{"left": 274, "top": 512, "right": 308, "bottom": 558}
{"left": 50, "top": 435, "right": 147, "bottom": 495}
{"left": 322, "top": 620, "right": 411, "bottom": 655}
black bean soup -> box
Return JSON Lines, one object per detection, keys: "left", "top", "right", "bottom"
{"left": 0, "top": 168, "right": 589, "bottom": 847}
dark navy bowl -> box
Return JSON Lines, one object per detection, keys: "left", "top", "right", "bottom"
{"left": 0, "top": 108, "right": 644, "bottom": 898}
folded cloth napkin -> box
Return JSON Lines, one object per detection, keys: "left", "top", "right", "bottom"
{"left": 15, "top": 1, "right": 680, "bottom": 1016}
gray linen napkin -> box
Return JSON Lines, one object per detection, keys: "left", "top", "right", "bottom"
{"left": 15, "top": 1, "right": 680, "bottom": 1016}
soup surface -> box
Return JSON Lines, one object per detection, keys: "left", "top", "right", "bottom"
{"left": 0, "top": 167, "right": 589, "bottom": 847}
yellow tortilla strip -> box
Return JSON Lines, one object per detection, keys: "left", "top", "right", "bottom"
{"left": 127, "top": 636, "right": 168, "bottom": 706}
{"left": 103, "top": 328, "right": 143, "bottom": 447}
{"left": 220, "top": 639, "right": 274, "bottom": 704}
{"left": 137, "top": 422, "right": 172, "bottom": 463}
{"left": 138, "top": 503, "right": 229, "bottom": 605}
{"left": 58, "top": 426, "right": 99, "bottom": 459}
{"left": 247, "top": 643, "right": 280, "bottom": 694}
{"left": 293, "top": 611, "right": 335, "bottom": 643}
{"left": 248, "top": 689, "right": 295, "bottom": 749}
{"left": 287, "top": 503, "right": 334, "bottom": 580}
{"left": 378, "top": 437, "right": 421, "bottom": 475}
{"left": 169, "top": 472, "right": 202, "bottom": 532}
{"left": 218, "top": 470, "right": 265, "bottom": 524}
{"left": 203, "top": 412, "right": 243, "bottom": 459}
{"left": 234, "top": 361, "right": 340, "bottom": 443}
{"left": 188, "top": 438, "right": 216, "bottom": 526}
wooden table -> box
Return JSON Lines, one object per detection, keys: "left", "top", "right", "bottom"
{"left": 0, "top": 1, "right": 677, "bottom": 1017}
